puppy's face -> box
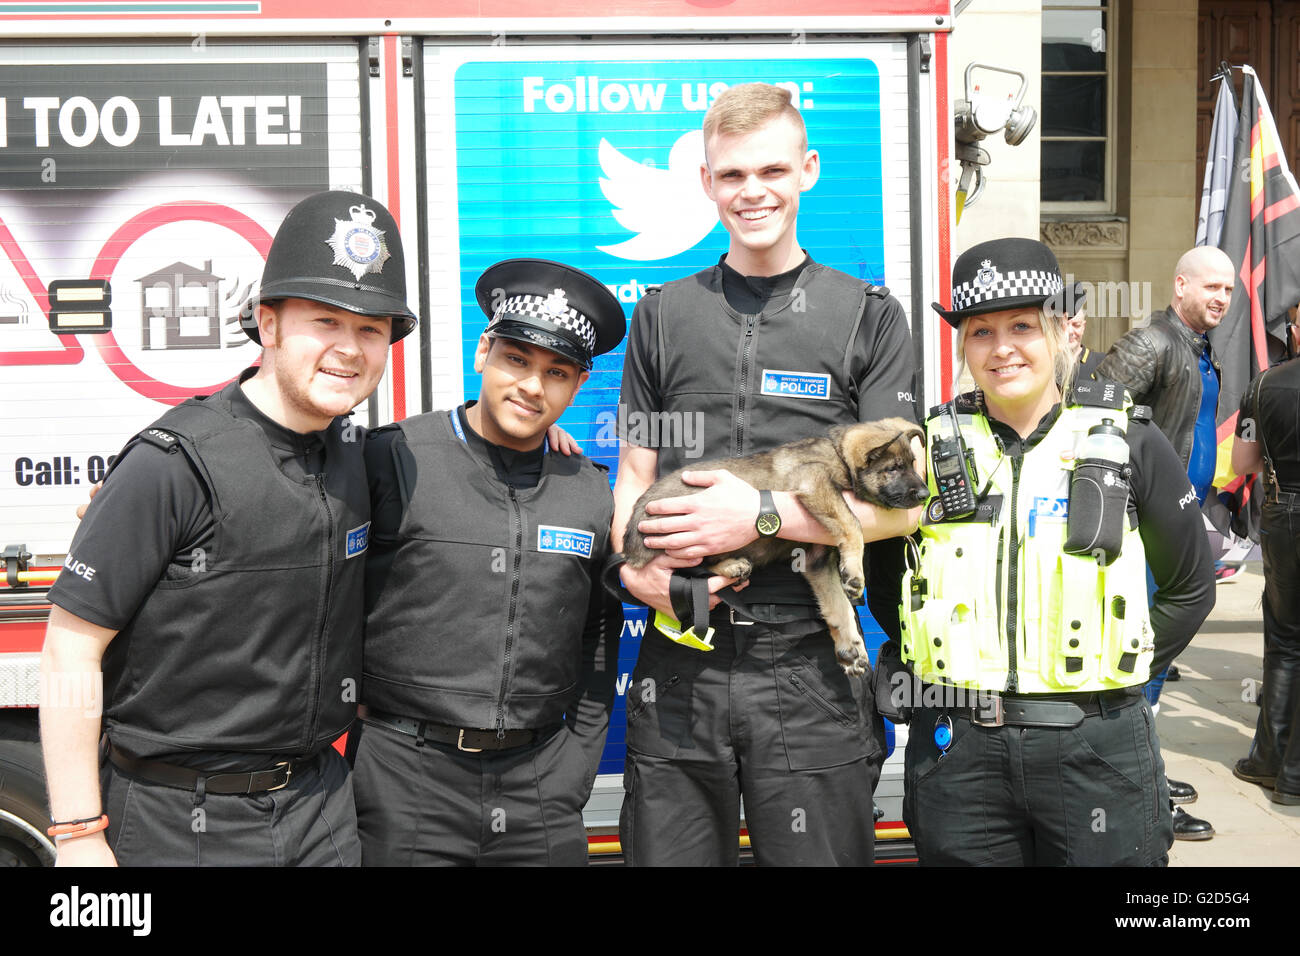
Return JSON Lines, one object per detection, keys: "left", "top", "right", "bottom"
{"left": 837, "top": 421, "right": 929, "bottom": 509}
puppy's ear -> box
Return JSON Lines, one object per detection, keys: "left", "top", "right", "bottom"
{"left": 865, "top": 430, "right": 906, "bottom": 463}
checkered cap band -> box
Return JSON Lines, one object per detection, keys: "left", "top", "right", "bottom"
{"left": 490, "top": 293, "right": 596, "bottom": 355}
{"left": 951, "top": 269, "right": 1064, "bottom": 313}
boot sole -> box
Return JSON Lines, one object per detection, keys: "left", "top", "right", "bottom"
{"left": 1233, "top": 766, "right": 1278, "bottom": 788}
{"left": 1268, "top": 789, "right": 1300, "bottom": 806}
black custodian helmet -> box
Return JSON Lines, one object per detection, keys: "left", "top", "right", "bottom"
{"left": 243, "top": 190, "right": 418, "bottom": 344}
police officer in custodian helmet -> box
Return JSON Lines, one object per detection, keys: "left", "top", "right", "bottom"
{"left": 40, "top": 190, "right": 415, "bottom": 866}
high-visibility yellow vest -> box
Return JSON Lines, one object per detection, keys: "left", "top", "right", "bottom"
{"left": 900, "top": 399, "right": 1154, "bottom": 693}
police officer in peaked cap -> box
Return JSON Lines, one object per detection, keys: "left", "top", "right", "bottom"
{"left": 351, "top": 258, "right": 626, "bottom": 866}
{"left": 40, "top": 190, "right": 415, "bottom": 866}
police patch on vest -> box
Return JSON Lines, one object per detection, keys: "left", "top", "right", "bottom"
{"left": 346, "top": 521, "right": 370, "bottom": 559}
{"left": 537, "top": 525, "right": 594, "bottom": 558}
{"left": 760, "top": 369, "right": 831, "bottom": 401}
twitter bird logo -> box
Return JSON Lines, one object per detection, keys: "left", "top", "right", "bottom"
{"left": 597, "top": 130, "right": 719, "bottom": 261}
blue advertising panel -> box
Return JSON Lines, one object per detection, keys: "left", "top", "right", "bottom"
{"left": 454, "top": 55, "right": 892, "bottom": 773}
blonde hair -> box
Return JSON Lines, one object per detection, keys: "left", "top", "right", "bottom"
{"left": 953, "top": 307, "right": 1075, "bottom": 401}
{"left": 702, "top": 83, "right": 808, "bottom": 156}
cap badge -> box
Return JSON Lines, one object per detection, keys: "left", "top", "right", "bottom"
{"left": 976, "top": 259, "right": 999, "bottom": 287}
{"left": 543, "top": 289, "right": 569, "bottom": 316}
{"left": 327, "top": 204, "right": 390, "bottom": 281}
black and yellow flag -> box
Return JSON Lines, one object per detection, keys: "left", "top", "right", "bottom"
{"left": 1208, "top": 65, "right": 1300, "bottom": 541}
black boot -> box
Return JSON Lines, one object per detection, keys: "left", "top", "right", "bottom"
{"left": 1171, "top": 805, "right": 1214, "bottom": 841}
{"left": 1167, "top": 778, "right": 1197, "bottom": 804}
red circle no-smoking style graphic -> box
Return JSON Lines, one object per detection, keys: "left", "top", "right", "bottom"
{"left": 89, "top": 201, "right": 273, "bottom": 405}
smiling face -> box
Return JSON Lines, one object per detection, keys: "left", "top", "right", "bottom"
{"left": 1173, "top": 257, "right": 1234, "bottom": 334}
{"left": 960, "top": 307, "right": 1066, "bottom": 430}
{"left": 701, "top": 113, "right": 819, "bottom": 276}
{"left": 251, "top": 297, "right": 391, "bottom": 433}
{"left": 469, "top": 336, "right": 589, "bottom": 451}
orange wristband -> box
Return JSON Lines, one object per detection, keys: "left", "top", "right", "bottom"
{"left": 47, "top": 814, "right": 109, "bottom": 839}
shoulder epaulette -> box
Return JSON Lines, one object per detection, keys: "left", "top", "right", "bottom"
{"left": 864, "top": 284, "right": 890, "bottom": 298}
{"left": 640, "top": 286, "right": 661, "bottom": 298}
{"left": 138, "top": 427, "right": 181, "bottom": 452}
{"left": 591, "top": 461, "right": 611, "bottom": 474}
{"left": 1069, "top": 376, "right": 1127, "bottom": 411}
{"left": 1129, "top": 404, "right": 1153, "bottom": 424}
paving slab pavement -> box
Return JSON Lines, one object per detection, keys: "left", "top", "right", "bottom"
{"left": 1156, "top": 562, "right": 1300, "bottom": 866}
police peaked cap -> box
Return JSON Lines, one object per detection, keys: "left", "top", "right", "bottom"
{"left": 931, "top": 238, "right": 1065, "bottom": 328}
{"left": 244, "top": 190, "right": 418, "bottom": 344}
{"left": 475, "top": 259, "right": 626, "bottom": 370}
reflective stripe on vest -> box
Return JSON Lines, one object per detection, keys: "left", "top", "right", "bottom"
{"left": 900, "top": 403, "right": 1154, "bottom": 693}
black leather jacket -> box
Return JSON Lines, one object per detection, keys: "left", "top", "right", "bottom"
{"left": 1095, "top": 306, "right": 1220, "bottom": 469}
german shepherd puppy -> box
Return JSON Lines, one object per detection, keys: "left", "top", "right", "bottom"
{"left": 624, "top": 418, "right": 928, "bottom": 675}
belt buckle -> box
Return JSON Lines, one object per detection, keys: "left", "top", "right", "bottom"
{"left": 971, "top": 694, "right": 1004, "bottom": 727}
{"left": 456, "top": 729, "right": 483, "bottom": 753}
{"left": 729, "top": 607, "right": 754, "bottom": 626}
{"left": 267, "top": 761, "right": 293, "bottom": 792}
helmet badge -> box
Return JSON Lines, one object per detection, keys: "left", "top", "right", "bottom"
{"left": 543, "top": 288, "right": 569, "bottom": 316}
{"left": 326, "top": 204, "right": 390, "bottom": 281}
{"left": 976, "top": 259, "right": 999, "bottom": 287}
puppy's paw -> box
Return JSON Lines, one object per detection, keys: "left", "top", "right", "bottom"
{"left": 711, "top": 557, "right": 753, "bottom": 581}
{"left": 839, "top": 566, "right": 864, "bottom": 601}
{"left": 836, "top": 645, "right": 869, "bottom": 677}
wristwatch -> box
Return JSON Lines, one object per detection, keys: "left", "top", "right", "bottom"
{"left": 755, "top": 489, "right": 782, "bottom": 538}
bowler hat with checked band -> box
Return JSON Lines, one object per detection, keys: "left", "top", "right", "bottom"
{"left": 932, "top": 238, "right": 1065, "bottom": 328}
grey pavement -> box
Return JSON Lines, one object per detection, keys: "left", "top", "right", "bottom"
{"left": 1156, "top": 562, "right": 1300, "bottom": 865}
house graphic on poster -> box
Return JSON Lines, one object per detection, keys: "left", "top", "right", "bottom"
{"left": 138, "top": 260, "right": 224, "bottom": 350}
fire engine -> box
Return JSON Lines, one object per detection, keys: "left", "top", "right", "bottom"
{"left": 0, "top": 0, "right": 974, "bottom": 865}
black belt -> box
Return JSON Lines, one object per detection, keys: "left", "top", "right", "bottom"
{"left": 358, "top": 705, "right": 552, "bottom": 753}
{"left": 952, "top": 688, "right": 1142, "bottom": 729}
{"left": 108, "top": 744, "right": 305, "bottom": 794}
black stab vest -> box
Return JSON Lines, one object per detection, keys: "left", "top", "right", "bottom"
{"left": 362, "top": 411, "right": 613, "bottom": 730}
{"left": 102, "top": 385, "right": 368, "bottom": 758}
{"left": 653, "top": 262, "right": 874, "bottom": 475}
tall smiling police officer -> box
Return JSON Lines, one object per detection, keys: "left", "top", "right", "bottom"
{"left": 611, "top": 83, "right": 920, "bottom": 866}
{"left": 40, "top": 191, "right": 416, "bottom": 866}
{"left": 351, "top": 259, "right": 625, "bottom": 866}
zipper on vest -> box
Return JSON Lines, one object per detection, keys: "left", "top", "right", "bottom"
{"left": 995, "top": 529, "right": 1005, "bottom": 641}
{"left": 308, "top": 474, "right": 334, "bottom": 746}
{"left": 733, "top": 314, "right": 757, "bottom": 456}
{"left": 496, "top": 484, "right": 524, "bottom": 738}
{"left": 1005, "top": 456, "right": 1022, "bottom": 693}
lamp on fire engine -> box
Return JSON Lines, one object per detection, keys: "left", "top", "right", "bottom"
{"left": 953, "top": 63, "right": 1038, "bottom": 223}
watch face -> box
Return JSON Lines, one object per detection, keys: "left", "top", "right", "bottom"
{"left": 756, "top": 513, "right": 781, "bottom": 537}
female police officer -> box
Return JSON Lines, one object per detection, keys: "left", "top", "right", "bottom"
{"left": 897, "top": 238, "right": 1215, "bottom": 865}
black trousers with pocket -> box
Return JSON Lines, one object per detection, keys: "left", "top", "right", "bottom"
{"left": 349, "top": 716, "right": 592, "bottom": 866}
{"left": 903, "top": 696, "right": 1173, "bottom": 866}
{"left": 102, "top": 747, "right": 360, "bottom": 867}
{"left": 620, "top": 613, "right": 884, "bottom": 866}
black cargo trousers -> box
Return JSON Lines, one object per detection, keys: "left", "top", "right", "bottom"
{"left": 903, "top": 694, "right": 1173, "bottom": 866}
{"left": 620, "top": 611, "right": 884, "bottom": 866}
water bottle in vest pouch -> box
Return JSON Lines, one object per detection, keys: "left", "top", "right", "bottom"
{"left": 1063, "top": 417, "right": 1130, "bottom": 565}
